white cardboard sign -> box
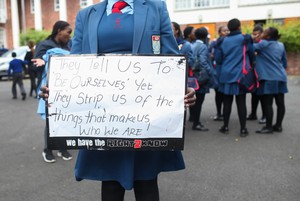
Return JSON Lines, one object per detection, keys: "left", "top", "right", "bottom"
{"left": 46, "top": 54, "right": 186, "bottom": 150}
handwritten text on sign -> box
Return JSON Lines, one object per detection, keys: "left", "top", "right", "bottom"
{"left": 47, "top": 55, "right": 186, "bottom": 139}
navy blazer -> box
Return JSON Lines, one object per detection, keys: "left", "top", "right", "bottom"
{"left": 254, "top": 40, "right": 287, "bottom": 82}
{"left": 71, "top": 0, "right": 179, "bottom": 55}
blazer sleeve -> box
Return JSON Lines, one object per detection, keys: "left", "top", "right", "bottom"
{"left": 186, "top": 43, "right": 194, "bottom": 68}
{"left": 71, "top": 10, "right": 84, "bottom": 54}
{"left": 198, "top": 45, "right": 212, "bottom": 73}
{"left": 281, "top": 45, "right": 288, "bottom": 69}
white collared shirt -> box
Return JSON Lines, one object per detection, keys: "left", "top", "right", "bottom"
{"left": 106, "top": 0, "right": 134, "bottom": 15}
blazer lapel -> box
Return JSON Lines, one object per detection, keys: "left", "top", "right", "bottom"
{"left": 132, "top": 0, "right": 147, "bottom": 54}
{"left": 88, "top": 1, "right": 107, "bottom": 53}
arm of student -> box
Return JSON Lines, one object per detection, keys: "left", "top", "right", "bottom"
{"left": 31, "top": 58, "right": 46, "bottom": 67}
{"left": 185, "top": 87, "right": 196, "bottom": 107}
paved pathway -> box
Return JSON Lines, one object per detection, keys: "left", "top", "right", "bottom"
{"left": 0, "top": 77, "right": 299, "bottom": 201}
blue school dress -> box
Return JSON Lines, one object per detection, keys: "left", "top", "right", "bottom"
{"left": 253, "top": 40, "right": 288, "bottom": 95}
{"left": 74, "top": 11, "right": 185, "bottom": 190}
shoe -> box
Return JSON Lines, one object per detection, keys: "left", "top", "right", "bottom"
{"left": 12, "top": 96, "right": 17, "bottom": 99}
{"left": 219, "top": 125, "right": 229, "bottom": 134}
{"left": 247, "top": 114, "right": 257, "bottom": 120}
{"left": 213, "top": 115, "right": 223, "bottom": 121}
{"left": 22, "top": 93, "right": 26, "bottom": 100}
{"left": 42, "top": 150, "right": 56, "bottom": 163}
{"left": 259, "top": 117, "right": 266, "bottom": 124}
{"left": 192, "top": 124, "right": 209, "bottom": 131}
{"left": 240, "top": 128, "right": 249, "bottom": 137}
{"left": 256, "top": 127, "right": 273, "bottom": 134}
{"left": 57, "top": 150, "right": 72, "bottom": 161}
{"left": 273, "top": 125, "right": 282, "bottom": 132}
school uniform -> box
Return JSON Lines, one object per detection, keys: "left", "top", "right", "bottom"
{"left": 254, "top": 39, "right": 288, "bottom": 95}
{"left": 214, "top": 31, "right": 254, "bottom": 135}
{"left": 190, "top": 39, "right": 213, "bottom": 130}
{"left": 7, "top": 58, "right": 27, "bottom": 98}
{"left": 216, "top": 31, "right": 254, "bottom": 95}
{"left": 211, "top": 38, "right": 222, "bottom": 88}
{"left": 192, "top": 39, "right": 214, "bottom": 93}
{"left": 71, "top": 0, "right": 184, "bottom": 190}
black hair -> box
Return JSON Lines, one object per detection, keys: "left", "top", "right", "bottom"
{"left": 46, "top": 20, "right": 70, "bottom": 40}
{"left": 253, "top": 24, "right": 263, "bottom": 33}
{"left": 12, "top": 52, "right": 16, "bottom": 57}
{"left": 172, "top": 21, "right": 183, "bottom": 38}
{"left": 183, "top": 26, "right": 194, "bottom": 39}
{"left": 218, "top": 25, "right": 227, "bottom": 34}
{"left": 266, "top": 27, "right": 281, "bottom": 40}
{"left": 194, "top": 27, "right": 208, "bottom": 40}
{"left": 227, "top": 18, "right": 241, "bottom": 32}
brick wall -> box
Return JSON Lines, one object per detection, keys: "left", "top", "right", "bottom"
{"left": 25, "top": 0, "right": 34, "bottom": 30}
{"left": 286, "top": 52, "right": 300, "bottom": 76}
{"left": 2, "top": 0, "right": 104, "bottom": 49}
{"left": 22, "top": 0, "right": 97, "bottom": 33}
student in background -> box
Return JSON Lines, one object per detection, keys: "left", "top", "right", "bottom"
{"left": 34, "top": 20, "right": 73, "bottom": 163}
{"left": 247, "top": 24, "right": 266, "bottom": 124}
{"left": 254, "top": 27, "right": 288, "bottom": 134}
{"left": 191, "top": 27, "right": 214, "bottom": 131}
{"left": 24, "top": 40, "right": 37, "bottom": 98}
{"left": 183, "top": 26, "right": 196, "bottom": 49}
{"left": 215, "top": 18, "right": 255, "bottom": 137}
{"left": 209, "top": 25, "right": 229, "bottom": 121}
{"left": 7, "top": 52, "right": 27, "bottom": 100}
{"left": 172, "top": 21, "right": 194, "bottom": 72}
{"left": 183, "top": 26, "right": 197, "bottom": 122}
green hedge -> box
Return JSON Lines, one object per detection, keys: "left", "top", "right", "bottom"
{"left": 20, "top": 29, "right": 50, "bottom": 46}
{"left": 242, "top": 20, "right": 300, "bottom": 52}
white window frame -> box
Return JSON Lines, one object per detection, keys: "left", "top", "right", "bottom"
{"left": 238, "top": 0, "right": 300, "bottom": 6}
{"left": 0, "top": 28, "right": 6, "bottom": 48}
{"left": 54, "top": 0, "right": 60, "bottom": 11}
{"left": 0, "top": 0, "right": 7, "bottom": 23}
{"left": 175, "top": 0, "right": 229, "bottom": 10}
{"left": 80, "top": 0, "right": 93, "bottom": 8}
{"left": 30, "top": 0, "right": 35, "bottom": 14}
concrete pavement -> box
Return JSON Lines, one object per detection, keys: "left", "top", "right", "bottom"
{"left": 0, "top": 77, "right": 299, "bottom": 201}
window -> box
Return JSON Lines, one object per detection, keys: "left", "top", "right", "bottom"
{"left": 54, "top": 0, "right": 60, "bottom": 11}
{"left": 175, "top": 0, "right": 229, "bottom": 10}
{"left": 80, "top": 0, "right": 93, "bottom": 8}
{"left": 0, "top": 28, "right": 6, "bottom": 48}
{"left": 238, "top": 0, "right": 300, "bottom": 6}
{"left": 30, "top": 0, "right": 34, "bottom": 14}
{"left": 0, "top": 0, "right": 7, "bottom": 23}
{"left": 175, "top": 0, "right": 192, "bottom": 9}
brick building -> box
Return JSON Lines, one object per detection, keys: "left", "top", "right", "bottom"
{"left": 1, "top": 0, "right": 300, "bottom": 49}
{"left": 0, "top": 0, "right": 101, "bottom": 49}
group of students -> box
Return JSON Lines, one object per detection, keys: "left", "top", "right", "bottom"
{"left": 172, "top": 18, "right": 288, "bottom": 137}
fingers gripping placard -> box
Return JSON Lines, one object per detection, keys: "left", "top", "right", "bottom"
{"left": 46, "top": 54, "right": 187, "bottom": 150}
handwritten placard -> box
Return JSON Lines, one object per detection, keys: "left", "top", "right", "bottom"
{"left": 46, "top": 54, "right": 187, "bottom": 150}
